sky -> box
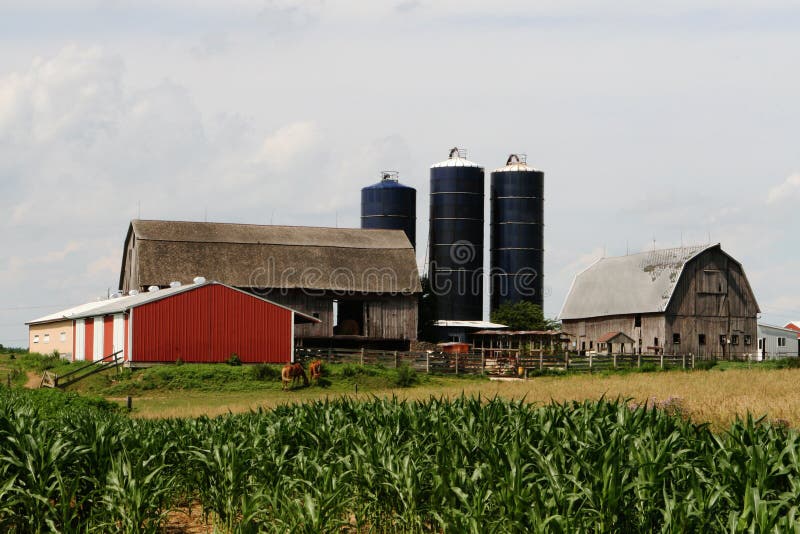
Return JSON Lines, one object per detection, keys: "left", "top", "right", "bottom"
{"left": 1, "top": 0, "right": 799, "bottom": 346}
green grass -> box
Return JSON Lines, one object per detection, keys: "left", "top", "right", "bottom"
{"left": 2, "top": 388, "right": 800, "bottom": 532}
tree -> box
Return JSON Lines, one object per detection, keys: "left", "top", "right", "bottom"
{"left": 490, "top": 301, "right": 559, "bottom": 331}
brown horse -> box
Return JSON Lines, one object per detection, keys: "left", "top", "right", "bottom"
{"left": 308, "top": 360, "right": 323, "bottom": 382}
{"left": 281, "top": 362, "right": 308, "bottom": 390}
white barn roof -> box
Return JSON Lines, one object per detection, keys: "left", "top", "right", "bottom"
{"left": 559, "top": 244, "right": 715, "bottom": 320}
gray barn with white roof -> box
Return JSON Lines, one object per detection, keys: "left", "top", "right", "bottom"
{"left": 559, "top": 244, "right": 759, "bottom": 359}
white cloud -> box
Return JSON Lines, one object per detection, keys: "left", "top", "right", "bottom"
{"left": 257, "top": 121, "right": 320, "bottom": 170}
{"left": 766, "top": 173, "right": 800, "bottom": 204}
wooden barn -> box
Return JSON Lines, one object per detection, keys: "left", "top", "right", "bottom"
{"left": 559, "top": 244, "right": 759, "bottom": 359}
{"left": 118, "top": 220, "right": 421, "bottom": 349}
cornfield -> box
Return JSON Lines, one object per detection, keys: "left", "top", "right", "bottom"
{"left": 1, "top": 389, "right": 799, "bottom": 532}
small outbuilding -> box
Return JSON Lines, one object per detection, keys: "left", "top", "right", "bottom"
{"left": 757, "top": 324, "right": 799, "bottom": 360}
{"left": 28, "top": 281, "right": 317, "bottom": 365}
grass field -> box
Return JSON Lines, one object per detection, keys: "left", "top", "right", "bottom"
{"left": 3, "top": 351, "right": 800, "bottom": 428}
{"left": 4, "top": 351, "right": 800, "bottom": 531}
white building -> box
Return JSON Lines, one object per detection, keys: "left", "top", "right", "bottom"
{"left": 756, "top": 324, "right": 799, "bottom": 360}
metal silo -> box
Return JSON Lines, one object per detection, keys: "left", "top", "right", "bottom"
{"left": 429, "top": 147, "right": 485, "bottom": 321}
{"left": 361, "top": 171, "right": 417, "bottom": 248}
{"left": 490, "top": 154, "right": 544, "bottom": 311}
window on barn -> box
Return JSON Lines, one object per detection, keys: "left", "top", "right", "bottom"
{"left": 33, "top": 335, "right": 39, "bottom": 344}
{"left": 719, "top": 335, "right": 727, "bottom": 345}
{"left": 672, "top": 333, "right": 681, "bottom": 344}
{"left": 778, "top": 337, "right": 786, "bottom": 347}
{"left": 634, "top": 315, "right": 642, "bottom": 328}
{"left": 589, "top": 341, "right": 594, "bottom": 349}
{"left": 699, "top": 334, "right": 706, "bottom": 346}
{"left": 731, "top": 335, "right": 739, "bottom": 346}
{"left": 744, "top": 335, "right": 752, "bottom": 345}
{"left": 758, "top": 338, "right": 764, "bottom": 350}
{"left": 44, "top": 334, "right": 50, "bottom": 343}
{"left": 60, "top": 332, "right": 66, "bottom": 342}
{"left": 654, "top": 337, "right": 659, "bottom": 347}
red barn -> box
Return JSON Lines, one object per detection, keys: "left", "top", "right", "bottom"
{"left": 67, "top": 281, "right": 317, "bottom": 365}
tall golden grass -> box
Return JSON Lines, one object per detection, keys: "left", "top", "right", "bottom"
{"left": 131, "top": 368, "right": 800, "bottom": 429}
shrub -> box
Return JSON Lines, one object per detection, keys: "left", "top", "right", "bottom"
{"left": 395, "top": 364, "right": 417, "bottom": 387}
{"left": 694, "top": 359, "right": 717, "bottom": 371}
{"left": 226, "top": 353, "right": 242, "bottom": 366}
{"left": 639, "top": 363, "right": 659, "bottom": 373}
{"left": 340, "top": 364, "right": 361, "bottom": 378}
{"left": 773, "top": 358, "right": 800, "bottom": 369}
{"left": 175, "top": 357, "right": 184, "bottom": 366}
{"left": 252, "top": 364, "right": 280, "bottom": 381}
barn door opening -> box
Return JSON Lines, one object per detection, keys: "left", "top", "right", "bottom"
{"left": 335, "top": 300, "right": 364, "bottom": 336}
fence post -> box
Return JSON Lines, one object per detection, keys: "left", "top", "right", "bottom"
{"left": 426, "top": 353, "right": 430, "bottom": 374}
{"left": 682, "top": 353, "right": 686, "bottom": 369}
{"left": 691, "top": 353, "right": 695, "bottom": 369}
{"left": 565, "top": 352, "right": 570, "bottom": 371}
{"left": 539, "top": 351, "right": 543, "bottom": 371}
{"left": 589, "top": 352, "right": 593, "bottom": 373}
{"left": 613, "top": 353, "right": 617, "bottom": 369}
{"left": 455, "top": 353, "right": 459, "bottom": 376}
{"left": 360, "top": 348, "right": 364, "bottom": 366}
{"left": 660, "top": 352, "right": 664, "bottom": 369}
{"left": 481, "top": 351, "right": 485, "bottom": 375}
{"left": 394, "top": 351, "right": 398, "bottom": 369}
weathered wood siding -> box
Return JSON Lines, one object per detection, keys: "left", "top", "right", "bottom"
{"left": 666, "top": 248, "right": 758, "bottom": 358}
{"left": 364, "top": 295, "right": 417, "bottom": 340}
{"left": 261, "top": 290, "right": 334, "bottom": 338}
{"left": 563, "top": 248, "right": 758, "bottom": 359}
{"left": 563, "top": 314, "right": 665, "bottom": 354}
{"left": 263, "top": 290, "right": 418, "bottom": 341}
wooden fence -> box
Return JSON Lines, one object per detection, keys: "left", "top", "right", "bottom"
{"left": 295, "top": 348, "right": 695, "bottom": 377}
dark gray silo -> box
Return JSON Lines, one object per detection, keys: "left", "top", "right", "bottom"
{"left": 361, "top": 172, "right": 416, "bottom": 248}
{"left": 490, "top": 154, "right": 544, "bottom": 311}
{"left": 429, "top": 147, "right": 485, "bottom": 321}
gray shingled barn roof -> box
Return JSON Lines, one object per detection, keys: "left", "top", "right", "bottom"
{"left": 559, "top": 244, "right": 714, "bottom": 320}
{"left": 120, "top": 220, "right": 422, "bottom": 294}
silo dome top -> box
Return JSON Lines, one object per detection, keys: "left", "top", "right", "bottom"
{"left": 362, "top": 171, "right": 416, "bottom": 190}
{"left": 431, "top": 147, "right": 482, "bottom": 169}
{"left": 493, "top": 153, "right": 540, "bottom": 173}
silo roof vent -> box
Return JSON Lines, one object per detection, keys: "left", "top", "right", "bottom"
{"left": 506, "top": 153, "right": 527, "bottom": 165}
{"left": 431, "top": 146, "right": 482, "bottom": 169}
{"left": 381, "top": 171, "right": 399, "bottom": 182}
{"left": 169, "top": 281, "right": 181, "bottom": 288}
{"left": 148, "top": 285, "right": 159, "bottom": 292}
{"left": 494, "top": 153, "right": 539, "bottom": 173}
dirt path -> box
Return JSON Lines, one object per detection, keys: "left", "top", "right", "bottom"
{"left": 24, "top": 372, "right": 41, "bottom": 389}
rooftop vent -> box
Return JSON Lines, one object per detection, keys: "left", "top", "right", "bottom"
{"left": 448, "top": 147, "right": 468, "bottom": 159}
{"left": 129, "top": 290, "right": 139, "bottom": 296}
{"left": 148, "top": 286, "right": 159, "bottom": 293}
{"left": 193, "top": 276, "right": 206, "bottom": 284}
{"left": 380, "top": 171, "right": 399, "bottom": 182}
{"left": 169, "top": 281, "right": 182, "bottom": 288}
{"left": 506, "top": 153, "right": 527, "bottom": 165}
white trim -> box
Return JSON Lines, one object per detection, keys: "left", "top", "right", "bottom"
{"left": 291, "top": 312, "right": 295, "bottom": 363}
{"left": 93, "top": 317, "right": 104, "bottom": 361}
{"left": 75, "top": 319, "right": 85, "bottom": 361}
{"left": 112, "top": 314, "right": 125, "bottom": 356}
{"left": 128, "top": 308, "right": 134, "bottom": 362}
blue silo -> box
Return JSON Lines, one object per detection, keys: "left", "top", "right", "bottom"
{"left": 490, "top": 154, "right": 544, "bottom": 311}
{"left": 428, "top": 148, "right": 485, "bottom": 321}
{"left": 361, "top": 172, "right": 416, "bottom": 248}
